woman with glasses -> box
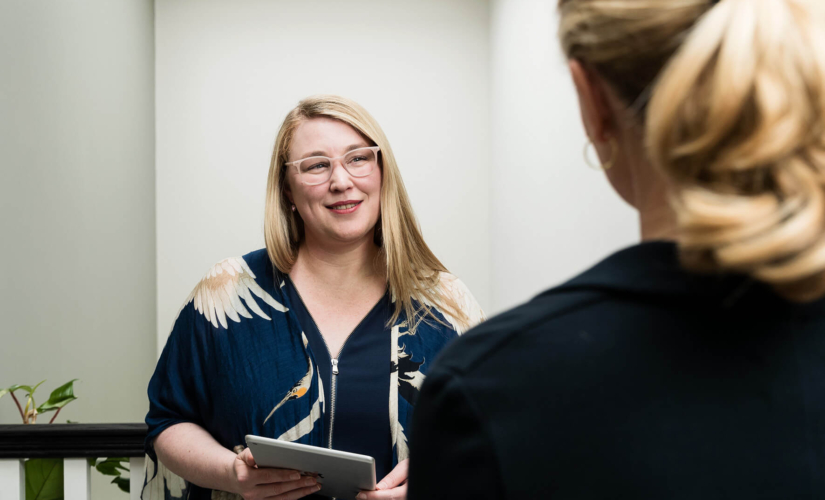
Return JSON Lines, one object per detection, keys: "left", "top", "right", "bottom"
{"left": 409, "top": 0, "right": 825, "bottom": 499}
{"left": 142, "top": 95, "right": 484, "bottom": 500}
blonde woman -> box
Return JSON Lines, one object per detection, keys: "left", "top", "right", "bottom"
{"left": 409, "top": 0, "right": 825, "bottom": 499}
{"left": 143, "top": 95, "right": 484, "bottom": 500}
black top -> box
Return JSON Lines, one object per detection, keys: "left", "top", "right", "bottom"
{"left": 284, "top": 277, "right": 394, "bottom": 484}
{"left": 408, "top": 241, "right": 825, "bottom": 500}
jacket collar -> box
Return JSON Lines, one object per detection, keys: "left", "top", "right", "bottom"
{"left": 549, "top": 241, "right": 825, "bottom": 315}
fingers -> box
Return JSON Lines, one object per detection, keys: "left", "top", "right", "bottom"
{"left": 233, "top": 451, "right": 309, "bottom": 499}
{"left": 258, "top": 468, "right": 303, "bottom": 485}
{"left": 237, "top": 447, "right": 257, "bottom": 467}
{"left": 376, "top": 459, "right": 409, "bottom": 490}
{"left": 356, "top": 483, "right": 407, "bottom": 500}
{"left": 266, "top": 479, "right": 322, "bottom": 499}
{"left": 234, "top": 451, "right": 302, "bottom": 486}
{"left": 271, "top": 476, "right": 317, "bottom": 495}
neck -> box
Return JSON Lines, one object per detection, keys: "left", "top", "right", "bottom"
{"left": 639, "top": 201, "right": 678, "bottom": 242}
{"left": 634, "top": 162, "right": 678, "bottom": 242}
{"left": 624, "top": 151, "right": 678, "bottom": 242}
{"left": 291, "top": 231, "right": 384, "bottom": 288}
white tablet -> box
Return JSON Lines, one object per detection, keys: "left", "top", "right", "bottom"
{"left": 245, "top": 435, "right": 376, "bottom": 500}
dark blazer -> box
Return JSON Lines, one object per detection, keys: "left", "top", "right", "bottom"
{"left": 408, "top": 242, "right": 825, "bottom": 499}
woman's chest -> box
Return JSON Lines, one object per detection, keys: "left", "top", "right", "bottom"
{"left": 289, "top": 277, "right": 388, "bottom": 351}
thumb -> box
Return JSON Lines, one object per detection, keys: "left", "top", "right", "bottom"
{"left": 236, "top": 447, "right": 257, "bottom": 468}
{"left": 377, "top": 459, "right": 408, "bottom": 490}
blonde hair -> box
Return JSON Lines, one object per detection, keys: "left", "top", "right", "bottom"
{"left": 560, "top": 0, "right": 825, "bottom": 301}
{"left": 264, "top": 95, "right": 469, "bottom": 330}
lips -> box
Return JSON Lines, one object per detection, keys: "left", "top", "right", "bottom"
{"left": 326, "top": 200, "right": 363, "bottom": 214}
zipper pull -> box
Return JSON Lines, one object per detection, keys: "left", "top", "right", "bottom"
{"left": 331, "top": 358, "right": 339, "bottom": 375}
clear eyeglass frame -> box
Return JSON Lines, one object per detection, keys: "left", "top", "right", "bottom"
{"left": 286, "top": 146, "right": 381, "bottom": 186}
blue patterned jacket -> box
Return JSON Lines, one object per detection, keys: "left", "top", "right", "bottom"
{"left": 142, "top": 249, "right": 484, "bottom": 499}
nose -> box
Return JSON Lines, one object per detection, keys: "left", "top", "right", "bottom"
{"left": 328, "top": 158, "right": 354, "bottom": 192}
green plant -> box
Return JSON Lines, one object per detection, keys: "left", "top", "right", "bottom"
{"left": 25, "top": 457, "right": 62, "bottom": 500}
{"left": 22, "top": 458, "right": 131, "bottom": 500}
{"left": 94, "top": 457, "right": 131, "bottom": 493}
{"left": 2, "top": 380, "right": 130, "bottom": 498}
{"left": 0, "top": 380, "right": 78, "bottom": 424}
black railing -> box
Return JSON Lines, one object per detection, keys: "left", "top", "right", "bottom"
{"left": 0, "top": 423, "right": 147, "bottom": 458}
{"left": 0, "top": 423, "right": 148, "bottom": 500}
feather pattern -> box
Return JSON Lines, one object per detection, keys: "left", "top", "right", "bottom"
{"left": 186, "top": 257, "right": 288, "bottom": 329}
{"left": 389, "top": 323, "right": 409, "bottom": 460}
{"left": 434, "top": 273, "right": 486, "bottom": 334}
{"left": 142, "top": 453, "right": 187, "bottom": 499}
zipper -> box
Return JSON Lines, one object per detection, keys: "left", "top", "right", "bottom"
{"left": 328, "top": 358, "right": 338, "bottom": 448}
{"left": 287, "top": 276, "right": 386, "bottom": 451}
{"left": 316, "top": 312, "right": 371, "bottom": 449}
{"left": 324, "top": 334, "right": 355, "bottom": 450}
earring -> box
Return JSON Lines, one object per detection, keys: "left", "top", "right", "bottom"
{"left": 291, "top": 204, "right": 296, "bottom": 212}
{"left": 583, "top": 137, "right": 618, "bottom": 171}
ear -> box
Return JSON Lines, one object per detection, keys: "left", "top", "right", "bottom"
{"left": 569, "top": 59, "right": 615, "bottom": 143}
{"left": 284, "top": 185, "right": 294, "bottom": 204}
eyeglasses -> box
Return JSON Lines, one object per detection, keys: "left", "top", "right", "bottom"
{"left": 286, "top": 146, "right": 380, "bottom": 186}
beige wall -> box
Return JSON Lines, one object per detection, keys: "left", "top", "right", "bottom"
{"left": 0, "top": 0, "right": 156, "bottom": 441}
{"left": 0, "top": 1, "right": 156, "bottom": 496}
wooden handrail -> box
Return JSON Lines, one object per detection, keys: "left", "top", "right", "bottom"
{"left": 0, "top": 423, "right": 147, "bottom": 458}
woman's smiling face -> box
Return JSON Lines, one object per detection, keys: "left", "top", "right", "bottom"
{"left": 285, "top": 117, "right": 382, "bottom": 247}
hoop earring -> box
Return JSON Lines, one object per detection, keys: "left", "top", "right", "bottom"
{"left": 583, "top": 138, "right": 618, "bottom": 171}
{"left": 291, "top": 204, "right": 296, "bottom": 212}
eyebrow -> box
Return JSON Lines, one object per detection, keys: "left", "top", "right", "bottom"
{"left": 298, "top": 143, "right": 371, "bottom": 160}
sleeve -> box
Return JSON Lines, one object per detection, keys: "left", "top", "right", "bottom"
{"left": 142, "top": 303, "right": 213, "bottom": 499}
{"left": 407, "top": 367, "right": 505, "bottom": 500}
{"left": 144, "top": 302, "right": 210, "bottom": 455}
{"left": 437, "top": 273, "right": 486, "bottom": 334}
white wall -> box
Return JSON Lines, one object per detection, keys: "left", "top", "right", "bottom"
{"left": 155, "top": 0, "right": 492, "bottom": 350}
{"left": 489, "top": 0, "right": 638, "bottom": 313}
{"left": 0, "top": 0, "right": 156, "bottom": 497}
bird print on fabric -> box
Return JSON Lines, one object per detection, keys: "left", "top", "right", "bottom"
{"left": 187, "top": 257, "right": 288, "bottom": 329}
{"left": 392, "top": 345, "right": 425, "bottom": 405}
{"left": 264, "top": 333, "right": 315, "bottom": 425}
{"left": 142, "top": 453, "right": 187, "bottom": 499}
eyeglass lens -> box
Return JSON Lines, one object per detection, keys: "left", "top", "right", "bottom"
{"left": 297, "top": 147, "right": 377, "bottom": 185}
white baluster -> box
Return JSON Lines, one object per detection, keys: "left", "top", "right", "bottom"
{"left": 63, "top": 458, "right": 90, "bottom": 500}
{"left": 0, "top": 459, "right": 25, "bottom": 500}
{"left": 129, "top": 456, "right": 145, "bottom": 500}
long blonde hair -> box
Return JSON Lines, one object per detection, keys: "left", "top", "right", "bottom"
{"left": 264, "top": 95, "right": 469, "bottom": 331}
{"left": 560, "top": 0, "right": 825, "bottom": 301}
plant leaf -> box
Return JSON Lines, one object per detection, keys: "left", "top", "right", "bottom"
{"left": 111, "top": 475, "right": 130, "bottom": 493}
{"left": 96, "top": 457, "right": 131, "bottom": 493}
{"left": 11, "top": 380, "right": 46, "bottom": 397}
{"left": 37, "top": 379, "right": 78, "bottom": 413}
{"left": 95, "top": 457, "right": 129, "bottom": 476}
{"left": 0, "top": 388, "right": 7, "bottom": 400}
{"left": 25, "top": 458, "right": 63, "bottom": 500}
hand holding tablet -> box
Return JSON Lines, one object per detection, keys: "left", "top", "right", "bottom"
{"left": 232, "top": 446, "right": 321, "bottom": 500}
{"left": 246, "top": 435, "right": 376, "bottom": 500}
